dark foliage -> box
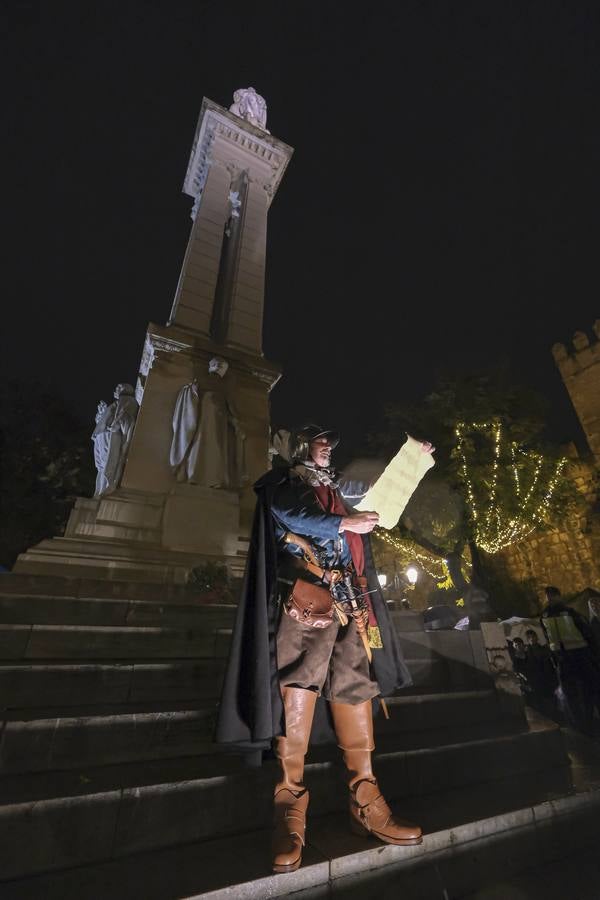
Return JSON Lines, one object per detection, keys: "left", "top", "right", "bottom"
{"left": 0, "top": 380, "right": 95, "bottom": 568}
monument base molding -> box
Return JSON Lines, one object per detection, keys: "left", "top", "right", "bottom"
{"left": 14, "top": 485, "right": 248, "bottom": 584}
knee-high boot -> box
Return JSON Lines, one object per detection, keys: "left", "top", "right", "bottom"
{"left": 329, "top": 699, "right": 422, "bottom": 846}
{"left": 272, "top": 687, "right": 318, "bottom": 873}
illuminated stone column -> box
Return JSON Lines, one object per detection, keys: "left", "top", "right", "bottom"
{"left": 169, "top": 96, "right": 293, "bottom": 355}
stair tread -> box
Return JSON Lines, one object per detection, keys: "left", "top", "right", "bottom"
{"left": 0, "top": 689, "right": 512, "bottom": 779}
{"left": 0, "top": 592, "right": 235, "bottom": 607}
{"left": 3, "top": 701, "right": 216, "bottom": 720}
{"left": 0, "top": 623, "right": 232, "bottom": 634}
{"left": 0, "top": 657, "right": 229, "bottom": 667}
{"left": 0, "top": 720, "right": 558, "bottom": 807}
{"left": 2, "top": 688, "right": 495, "bottom": 721}
{"left": 0, "top": 764, "right": 587, "bottom": 899}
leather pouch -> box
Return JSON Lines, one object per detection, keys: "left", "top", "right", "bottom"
{"left": 285, "top": 578, "right": 334, "bottom": 628}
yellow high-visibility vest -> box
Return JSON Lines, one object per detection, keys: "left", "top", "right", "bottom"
{"left": 543, "top": 612, "right": 587, "bottom": 653}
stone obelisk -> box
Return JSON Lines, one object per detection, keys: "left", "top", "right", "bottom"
{"left": 15, "top": 90, "right": 293, "bottom": 582}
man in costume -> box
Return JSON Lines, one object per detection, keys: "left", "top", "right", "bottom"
{"left": 216, "top": 425, "right": 424, "bottom": 873}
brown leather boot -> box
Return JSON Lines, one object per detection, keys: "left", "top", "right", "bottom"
{"left": 272, "top": 687, "right": 318, "bottom": 873}
{"left": 329, "top": 699, "right": 422, "bottom": 846}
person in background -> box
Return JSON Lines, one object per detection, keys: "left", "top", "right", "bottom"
{"left": 510, "top": 637, "right": 529, "bottom": 679}
{"left": 524, "top": 628, "right": 558, "bottom": 718}
{"left": 587, "top": 596, "right": 600, "bottom": 654}
{"left": 540, "top": 586, "right": 600, "bottom": 736}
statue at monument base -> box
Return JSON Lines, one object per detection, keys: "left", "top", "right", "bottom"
{"left": 92, "top": 383, "right": 139, "bottom": 497}
{"left": 169, "top": 358, "right": 247, "bottom": 489}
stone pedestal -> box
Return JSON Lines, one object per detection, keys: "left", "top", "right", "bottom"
{"left": 14, "top": 96, "right": 293, "bottom": 584}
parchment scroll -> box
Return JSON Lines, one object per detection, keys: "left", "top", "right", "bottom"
{"left": 355, "top": 435, "right": 435, "bottom": 529}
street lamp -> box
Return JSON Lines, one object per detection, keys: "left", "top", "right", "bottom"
{"left": 377, "top": 573, "right": 387, "bottom": 588}
{"left": 406, "top": 566, "right": 419, "bottom": 586}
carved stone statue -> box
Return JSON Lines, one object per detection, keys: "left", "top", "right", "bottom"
{"left": 92, "top": 400, "right": 111, "bottom": 495}
{"left": 229, "top": 87, "right": 269, "bottom": 132}
{"left": 92, "top": 384, "right": 139, "bottom": 497}
{"left": 169, "top": 358, "right": 247, "bottom": 488}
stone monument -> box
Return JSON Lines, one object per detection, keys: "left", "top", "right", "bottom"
{"left": 15, "top": 92, "right": 293, "bottom": 582}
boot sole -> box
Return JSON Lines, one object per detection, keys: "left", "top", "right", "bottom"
{"left": 272, "top": 857, "right": 302, "bottom": 874}
{"left": 350, "top": 819, "right": 423, "bottom": 845}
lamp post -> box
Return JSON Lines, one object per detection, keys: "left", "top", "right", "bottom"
{"left": 406, "top": 566, "right": 419, "bottom": 587}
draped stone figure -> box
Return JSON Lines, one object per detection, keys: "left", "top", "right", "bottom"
{"left": 92, "top": 401, "right": 111, "bottom": 496}
{"left": 229, "top": 87, "right": 269, "bottom": 132}
{"left": 169, "top": 358, "right": 247, "bottom": 488}
{"left": 92, "top": 383, "right": 139, "bottom": 497}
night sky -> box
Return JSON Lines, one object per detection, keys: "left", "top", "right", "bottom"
{"left": 4, "top": 2, "right": 600, "bottom": 459}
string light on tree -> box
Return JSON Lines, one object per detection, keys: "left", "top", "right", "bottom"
{"left": 373, "top": 529, "right": 447, "bottom": 579}
{"left": 455, "top": 420, "right": 567, "bottom": 554}
{"left": 374, "top": 529, "right": 472, "bottom": 581}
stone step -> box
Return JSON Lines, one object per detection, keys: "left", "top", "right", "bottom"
{"left": 0, "top": 753, "right": 239, "bottom": 805}
{"left": 0, "top": 707, "right": 216, "bottom": 775}
{"left": 0, "top": 593, "right": 237, "bottom": 628}
{"left": 0, "top": 604, "right": 465, "bottom": 660}
{"left": 0, "top": 623, "right": 491, "bottom": 688}
{"left": 0, "top": 598, "right": 472, "bottom": 660}
{"left": 0, "top": 690, "right": 509, "bottom": 775}
{"left": 0, "top": 624, "right": 234, "bottom": 661}
{"left": 0, "top": 649, "right": 487, "bottom": 714}
{"left": 0, "top": 619, "right": 484, "bottom": 658}
{"left": 398, "top": 628, "right": 486, "bottom": 664}
{"left": 0, "top": 764, "right": 585, "bottom": 900}
{"left": 0, "top": 573, "right": 237, "bottom": 605}
{"left": 404, "top": 655, "right": 490, "bottom": 690}
{"left": 0, "top": 720, "right": 569, "bottom": 882}
{"left": 0, "top": 660, "right": 227, "bottom": 707}
{"left": 389, "top": 609, "right": 425, "bottom": 631}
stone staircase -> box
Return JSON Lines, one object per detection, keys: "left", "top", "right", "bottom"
{"left": 0, "top": 574, "right": 578, "bottom": 897}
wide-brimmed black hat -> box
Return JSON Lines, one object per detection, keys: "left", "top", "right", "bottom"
{"left": 297, "top": 424, "right": 340, "bottom": 447}
{"left": 290, "top": 423, "right": 340, "bottom": 461}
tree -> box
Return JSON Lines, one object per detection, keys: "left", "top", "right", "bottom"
{"left": 0, "top": 380, "right": 95, "bottom": 568}
{"left": 370, "top": 370, "right": 579, "bottom": 614}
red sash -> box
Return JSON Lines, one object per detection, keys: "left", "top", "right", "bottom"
{"left": 312, "top": 483, "right": 365, "bottom": 576}
{"left": 312, "top": 484, "right": 380, "bottom": 637}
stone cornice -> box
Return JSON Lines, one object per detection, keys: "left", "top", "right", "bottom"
{"left": 183, "top": 98, "right": 293, "bottom": 208}
{"left": 144, "top": 323, "right": 282, "bottom": 390}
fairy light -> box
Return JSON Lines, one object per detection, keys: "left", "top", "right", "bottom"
{"left": 375, "top": 422, "right": 566, "bottom": 571}
{"left": 456, "top": 420, "right": 567, "bottom": 554}
{"left": 511, "top": 444, "right": 521, "bottom": 497}
{"left": 455, "top": 424, "right": 478, "bottom": 520}
{"left": 373, "top": 529, "right": 446, "bottom": 579}
{"left": 483, "top": 421, "right": 501, "bottom": 533}
{"left": 374, "top": 529, "right": 472, "bottom": 582}
{"left": 493, "top": 451, "right": 545, "bottom": 548}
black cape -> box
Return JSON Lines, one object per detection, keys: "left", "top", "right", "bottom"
{"left": 215, "top": 467, "right": 412, "bottom": 751}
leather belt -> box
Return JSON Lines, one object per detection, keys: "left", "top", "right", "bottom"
{"left": 283, "top": 532, "right": 342, "bottom": 585}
